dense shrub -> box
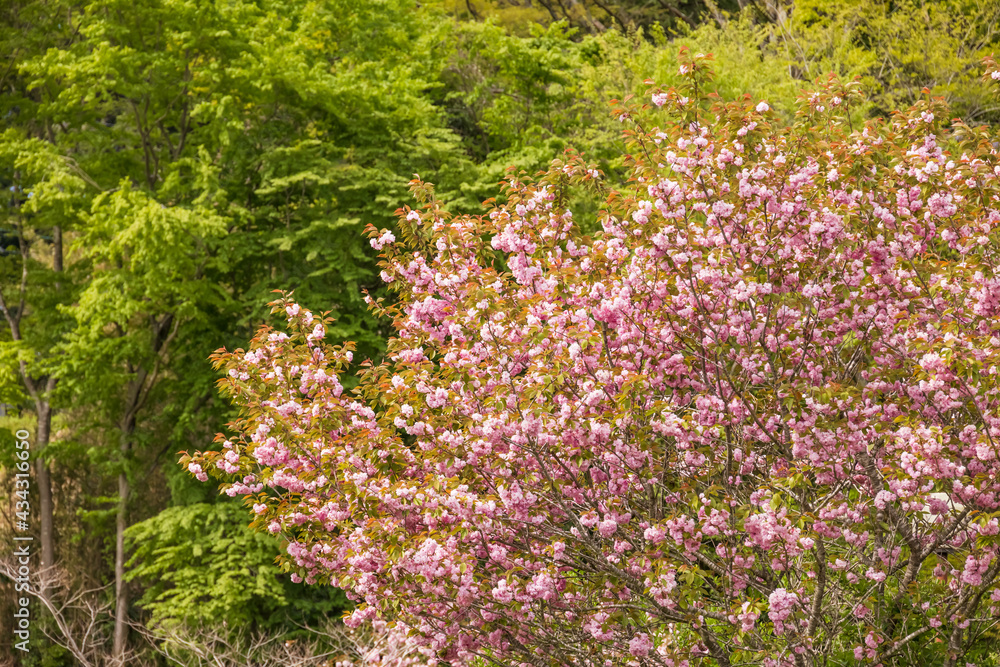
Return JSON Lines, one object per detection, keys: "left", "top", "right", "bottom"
{"left": 189, "top": 54, "right": 1000, "bottom": 666}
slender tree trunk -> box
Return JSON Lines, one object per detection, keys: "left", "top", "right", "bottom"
{"left": 112, "top": 468, "right": 129, "bottom": 662}
{"left": 34, "top": 224, "right": 64, "bottom": 577}
{"left": 112, "top": 411, "right": 136, "bottom": 663}
{"left": 113, "top": 380, "right": 143, "bottom": 664}
{"left": 38, "top": 225, "right": 63, "bottom": 574}
{"left": 34, "top": 399, "right": 55, "bottom": 571}
{"left": 53, "top": 225, "right": 63, "bottom": 273}
{"left": 112, "top": 319, "right": 172, "bottom": 662}
{"left": 0, "top": 199, "right": 62, "bottom": 581}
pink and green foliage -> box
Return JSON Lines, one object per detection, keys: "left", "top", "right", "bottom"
{"left": 186, "top": 52, "right": 1000, "bottom": 667}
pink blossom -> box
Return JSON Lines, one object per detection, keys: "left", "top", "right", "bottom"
{"left": 629, "top": 633, "right": 653, "bottom": 657}
{"left": 187, "top": 462, "right": 208, "bottom": 482}
{"left": 370, "top": 230, "right": 397, "bottom": 250}
{"left": 767, "top": 588, "right": 799, "bottom": 636}
{"left": 597, "top": 518, "right": 618, "bottom": 538}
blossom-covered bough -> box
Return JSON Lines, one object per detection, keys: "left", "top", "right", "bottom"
{"left": 185, "top": 52, "right": 1000, "bottom": 667}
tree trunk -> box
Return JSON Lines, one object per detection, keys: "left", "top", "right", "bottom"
{"left": 38, "top": 225, "right": 62, "bottom": 573}
{"left": 0, "top": 217, "right": 61, "bottom": 581}
{"left": 112, "top": 322, "right": 171, "bottom": 662}
{"left": 112, "top": 468, "right": 129, "bottom": 663}
{"left": 34, "top": 399, "right": 55, "bottom": 572}
{"left": 112, "top": 409, "right": 136, "bottom": 664}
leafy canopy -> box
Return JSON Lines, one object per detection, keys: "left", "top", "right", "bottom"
{"left": 125, "top": 502, "right": 349, "bottom": 629}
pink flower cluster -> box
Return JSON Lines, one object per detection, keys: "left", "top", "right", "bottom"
{"left": 767, "top": 588, "right": 798, "bottom": 635}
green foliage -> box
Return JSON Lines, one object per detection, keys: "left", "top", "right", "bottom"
{"left": 0, "top": 129, "right": 82, "bottom": 386}
{"left": 55, "top": 182, "right": 227, "bottom": 409}
{"left": 767, "top": 0, "right": 1000, "bottom": 123}
{"left": 430, "top": 15, "right": 809, "bottom": 220}
{"left": 436, "top": 0, "right": 741, "bottom": 35}
{"left": 433, "top": 20, "right": 596, "bottom": 210}
{"left": 3, "top": 1, "right": 452, "bottom": 655}
{"left": 125, "top": 502, "right": 349, "bottom": 628}
{"left": 17, "top": 644, "right": 75, "bottom": 667}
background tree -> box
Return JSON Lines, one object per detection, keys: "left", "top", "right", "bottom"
{"left": 0, "top": 0, "right": 90, "bottom": 579}
{"left": 760, "top": 0, "right": 1000, "bottom": 124}
{"left": 4, "top": 0, "right": 465, "bottom": 660}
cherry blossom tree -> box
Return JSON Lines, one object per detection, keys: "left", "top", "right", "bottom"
{"left": 186, "top": 52, "right": 1000, "bottom": 667}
